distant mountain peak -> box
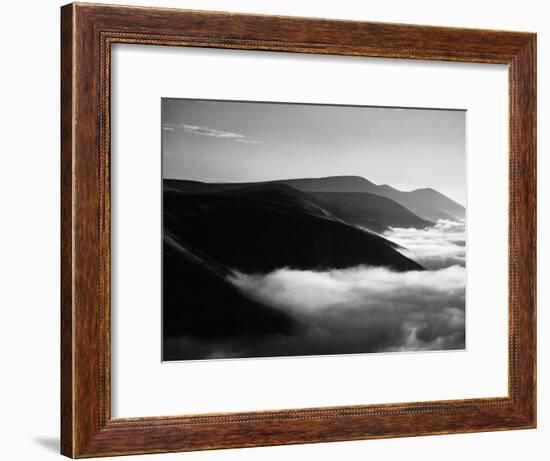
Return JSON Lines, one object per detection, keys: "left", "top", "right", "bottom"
{"left": 411, "top": 187, "right": 438, "bottom": 193}
{"left": 377, "top": 184, "right": 399, "bottom": 191}
{"left": 294, "top": 175, "right": 374, "bottom": 184}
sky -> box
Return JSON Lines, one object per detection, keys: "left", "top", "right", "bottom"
{"left": 162, "top": 98, "right": 466, "bottom": 205}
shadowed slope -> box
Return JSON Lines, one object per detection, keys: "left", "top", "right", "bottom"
{"left": 311, "top": 191, "right": 432, "bottom": 230}
{"left": 163, "top": 182, "right": 424, "bottom": 273}
{"left": 163, "top": 234, "right": 299, "bottom": 346}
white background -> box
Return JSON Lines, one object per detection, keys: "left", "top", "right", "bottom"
{"left": 0, "top": 0, "right": 547, "bottom": 460}
{"left": 112, "top": 46, "right": 508, "bottom": 417}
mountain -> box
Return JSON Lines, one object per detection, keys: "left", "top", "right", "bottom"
{"left": 164, "top": 176, "right": 376, "bottom": 195}
{"left": 375, "top": 184, "right": 465, "bottom": 222}
{"left": 311, "top": 192, "right": 432, "bottom": 230}
{"left": 163, "top": 234, "right": 299, "bottom": 350}
{"left": 164, "top": 179, "right": 433, "bottom": 232}
{"left": 162, "top": 178, "right": 432, "bottom": 359}
{"left": 276, "top": 176, "right": 465, "bottom": 222}
{"left": 165, "top": 175, "right": 465, "bottom": 222}
{"left": 166, "top": 179, "right": 387, "bottom": 232}
{"left": 276, "top": 176, "right": 379, "bottom": 193}
{"left": 163, "top": 180, "right": 424, "bottom": 273}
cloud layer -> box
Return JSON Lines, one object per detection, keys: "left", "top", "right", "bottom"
{"left": 232, "top": 265, "right": 464, "bottom": 351}
{"left": 165, "top": 220, "right": 466, "bottom": 360}
{"left": 384, "top": 219, "right": 466, "bottom": 270}
{"left": 166, "top": 264, "right": 466, "bottom": 360}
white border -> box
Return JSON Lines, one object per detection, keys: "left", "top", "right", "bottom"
{"left": 111, "top": 45, "right": 508, "bottom": 418}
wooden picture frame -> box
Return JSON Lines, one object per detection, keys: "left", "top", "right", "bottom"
{"left": 61, "top": 2, "right": 536, "bottom": 458}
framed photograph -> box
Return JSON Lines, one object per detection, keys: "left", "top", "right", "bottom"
{"left": 61, "top": 3, "right": 536, "bottom": 458}
{"left": 160, "top": 98, "right": 466, "bottom": 362}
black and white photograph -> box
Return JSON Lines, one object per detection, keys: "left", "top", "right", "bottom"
{"left": 162, "top": 98, "right": 466, "bottom": 361}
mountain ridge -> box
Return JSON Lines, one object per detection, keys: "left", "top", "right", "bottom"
{"left": 164, "top": 179, "right": 432, "bottom": 232}
{"left": 163, "top": 182, "right": 425, "bottom": 273}
{"left": 165, "top": 175, "right": 465, "bottom": 222}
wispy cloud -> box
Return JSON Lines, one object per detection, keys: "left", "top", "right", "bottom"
{"left": 162, "top": 124, "right": 178, "bottom": 132}
{"left": 162, "top": 123, "right": 262, "bottom": 144}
